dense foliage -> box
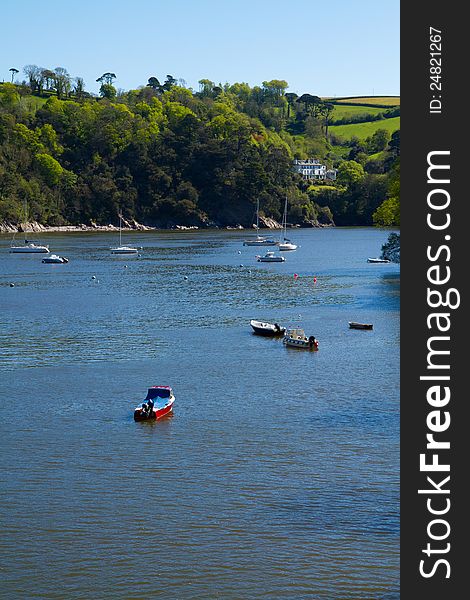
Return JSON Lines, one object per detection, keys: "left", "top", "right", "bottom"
{"left": 0, "top": 69, "right": 400, "bottom": 228}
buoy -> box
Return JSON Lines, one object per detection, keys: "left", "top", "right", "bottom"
{"left": 238, "top": 251, "right": 241, "bottom": 254}
{"left": 313, "top": 277, "right": 317, "bottom": 283}
{"left": 184, "top": 276, "right": 188, "bottom": 280}
{"left": 9, "top": 283, "right": 14, "bottom": 287}
{"left": 294, "top": 273, "right": 299, "bottom": 280}
{"left": 124, "top": 265, "right": 128, "bottom": 268}
{"left": 248, "top": 270, "right": 251, "bottom": 274}
{"left": 91, "top": 275, "right": 96, "bottom": 280}
{"left": 240, "top": 264, "right": 244, "bottom": 267}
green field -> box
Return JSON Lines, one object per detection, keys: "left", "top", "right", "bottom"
{"left": 329, "top": 116, "right": 400, "bottom": 141}
{"left": 331, "top": 104, "right": 386, "bottom": 121}
{"left": 330, "top": 96, "right": 400, "bottom": 107}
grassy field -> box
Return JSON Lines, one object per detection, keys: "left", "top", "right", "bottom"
{"left": 331, "top": 104, "right": 386, "bottom": 121}
{"left": 329, "top": 96, "right": 400, "bottom": 107}
{"left": 329, "top": 116, "right": 400, "bottom": 141}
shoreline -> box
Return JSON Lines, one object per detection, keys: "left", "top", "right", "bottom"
{"left": 0, "top": 220, "right": 334, "bottom": 235}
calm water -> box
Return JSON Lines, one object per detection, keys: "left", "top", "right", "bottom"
{"left": 0, "top": 228, "right": 399, "bottom": 599}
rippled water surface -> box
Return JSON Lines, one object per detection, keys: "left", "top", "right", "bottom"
{"left": 0, "top": 228, "right": 399, "bottom": 599}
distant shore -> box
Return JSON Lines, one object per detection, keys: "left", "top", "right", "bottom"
{"left": 0, "top": 218, "right": 333, "bottom": 235}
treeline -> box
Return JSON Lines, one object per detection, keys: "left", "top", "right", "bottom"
{"left": 0, "top": 66, "right": 400, "bottom": 228}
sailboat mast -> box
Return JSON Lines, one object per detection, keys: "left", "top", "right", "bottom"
{"left": 23, "top": 198, "right": 27, "bottom": 242}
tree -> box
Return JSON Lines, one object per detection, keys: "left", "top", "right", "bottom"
{"left": 147, "top": 76, "right": 161, "bottom": 91}
{"left": 262, "top": 80, "right": 288, "bottom": 105}
{"left": 321, "top": 102, "right": 335, "bottom": 138}
{"left": 366, "top": 128, "right": 390, "bottom": 153}
{"left": 23, "top": 64, "right": 44, "bottom": 93}
{"left": 73, "top": 77, "right": 85, "bottom": 99}
{"left": 162, "top": 75, "right": 177, "bottom": 91}
{"left": 9, "top": 68, "right": 19, "bottom": 83}
{"left": 198, "top": 79, "right": 215, "bottom": 97}
{"left": 336, "top": 160, "right": 365, "bottom": 187}
{"left": 99, "top": 83, "right": 117, "bottom": 100}
{"left": 296, "top": 94, "right": 323, "bottom": 117}
{"left": 41, "top": 69, "right": 56, "bottom": 91}
{"left": 54, "top": 67, "right": 71, "bottom": 98}
{"left": 285, "top": 92, "right": 298, "bottom": 118}
{"left": 96, "top": 72, "right": 117, "bottom": 85}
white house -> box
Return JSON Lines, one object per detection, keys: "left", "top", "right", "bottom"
{"left": 293, "top": 159, "right": 337, "bottom": 181}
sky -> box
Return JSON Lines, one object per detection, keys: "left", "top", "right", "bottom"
{"left": 1, "top": 0, "right": 399, "bottom": 97}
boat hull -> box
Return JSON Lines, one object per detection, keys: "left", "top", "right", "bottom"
{"left": 349, "top": 322, "right": 373, "bottom": 330}
{"left": 250, "top": 321, "right": 285, "bottom": 336}
{"left": 257, "top": 255, "right": 285, "bottom": 262}
{"left": 10, "top": 245, "right": 49, "bottom": 253}
{"left": 367, "top": 258, "right": 390, "bottom": 263}
{"left": 42, "top": 255, "right": 68, "bottom": 264}
{"left": 244, "top": 240, "right": 278, "bottom": 246}
{"left": 134, "top": 396, "right": 175, "bottom": 421}
{"left": 111, "top": 247, "right": 139, "bottom": 254}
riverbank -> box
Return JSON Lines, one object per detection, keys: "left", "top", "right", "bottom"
{"left": 0, "top": 217, "right": 334, "bottom": 234}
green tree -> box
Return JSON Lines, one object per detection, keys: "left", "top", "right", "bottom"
{"left": 99, "top": 83, "right": 117, "bottom": 100}
{"left": 336, "top": 160, "right": 365, "bottom": 187}
{"left": 9, "top": 68, "right": 19, "bottom": 82}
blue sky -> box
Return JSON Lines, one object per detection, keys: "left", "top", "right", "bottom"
{"left": 1, "top": 0, "right": 399, "bottom": 97}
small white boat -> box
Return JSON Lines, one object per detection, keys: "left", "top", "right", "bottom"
{"left": 283, "top": 328, "right": 319, "bottom": 350}
{"left": 111, "top": 246, "right": 139, "bottom": 255}
{"left": 10, "top": 242, "right": 50, "bottom": 253}
{"left": 278, "top": 197, "right": 297, "bottom": 251}
{"left": 250, "top": 320, "right": 286, "bottom": 336}
{"left": 279, "top": 241, "right": 297, "bottom": 251}
{"left": 257, "top": 251, "right": 285, "bottom": 263}
{"left": 110, "top": 215, "right": 138, "bottom": 254}
{"left": 367, "top": 257, "right": 390, "bottom": 263}
{"left": 42, "top": 254, "right": 69, "bottom": 264}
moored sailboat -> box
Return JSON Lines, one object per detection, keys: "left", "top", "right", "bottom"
{"left": 278, "top": 196, "right": 297, "bottom": 251}
{"left": 9, "top": 200, "right": 50, "bottom": 253}
{"left": 110, "top": 215, "right": 139, "bottom": 254}
{"left": 243, "top": 198, "right": 278, "bottom": 246}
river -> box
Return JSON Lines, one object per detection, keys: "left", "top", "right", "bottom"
{"left": 0, "top": 227, "right": 399, "bottom": 599}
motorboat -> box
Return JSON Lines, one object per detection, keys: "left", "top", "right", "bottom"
{"left": 243, "top": 198, "right": 278, "bottom": 246}
{"left": 367, "top": 257, "right": 390, "bottom": 263}
{"left": 349, "top": 322, "right": 373, "bottom": 330}
{"left": 283, "top": 328, "right": 319, "bottom": 350}
{"left": 10, "top": 241, "right": 50, "bottom": 253}
{"left": 250, "top": 320, "right": 286, "bottom": 336}
{"left": 110, "top": 215, "right": 139, "bottom": 254}
{"left": 42, "top": 254, "right": 69, "bottom": 264}
{"left": 278, "top": 197, "right": 298, "bottom": 251}
{"left": 257, "top": 251, "right": 285, "bottom": 263}
{"left": 134, "top": 386, "right": 175, "bottom": 421}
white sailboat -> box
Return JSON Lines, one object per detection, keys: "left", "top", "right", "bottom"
{"left": 278, "top": 197, "right": 297, "bottom": 251}
{"left": 9, "top": 200, "right": 50, "bottom": 253}
{"left": 110, "top": 215, "right": 139, "bottom": 255}
{"left": 243, "top": 198, "right": 278, "bottom": 246}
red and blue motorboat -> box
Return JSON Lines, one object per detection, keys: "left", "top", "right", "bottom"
{"left": 134, "top": 386, "right": 175, "bottom": 421}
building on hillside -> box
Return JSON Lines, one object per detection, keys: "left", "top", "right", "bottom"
{"left": 293, "top": 159, "right": 337, "bottom": 181}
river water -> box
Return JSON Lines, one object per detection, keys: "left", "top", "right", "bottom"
{"left": 0, "top": 227, "right": 399, "bottom": 599}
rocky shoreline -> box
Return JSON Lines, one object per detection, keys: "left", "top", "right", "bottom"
{"left": 0, "top": 215, "right": 334, "bottom": 234}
